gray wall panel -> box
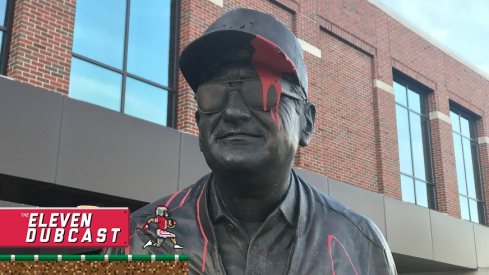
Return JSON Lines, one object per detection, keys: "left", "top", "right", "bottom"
{"left": 56, "top": 98, "right": 180, "bottom": 202}
{"left": 385, "top": 197, "right": 433, "bottom": 259}
{"left": 0, "top": 77, "right": 62, "bottom": 183}
{"left": 329, "top": 178, "right": 386, "bottom": 237}
{"left": 0, "top": 200, "right": 31, "bottom": 207}
{"left": 178, "top": 133, "right": 210, "bottom": 189}
{"left": 431, "top": 210, "right": 477, "bottom": 268}
{"left": 474, "top": 224, "right": 489, "bottom": 267}
{"left": 294, "top": 167, "right": 328, "bottom": 194}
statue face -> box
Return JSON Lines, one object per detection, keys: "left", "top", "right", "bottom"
{"left": 196, "top": 63, "right": 303, "bottom": 176}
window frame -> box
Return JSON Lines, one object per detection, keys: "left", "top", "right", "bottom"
{"left": 71, "top": 0, "right": 180, "bottom": 128}
{"left": 450, "top": 104, "right": 486, "bottom": 224}
{"left": 394, "top": 72, "right": 437, "bottom": 209}
{"left": 0, "top": 0, "right": 15, "bottom": 75}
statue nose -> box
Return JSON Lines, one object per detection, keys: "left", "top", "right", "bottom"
{"left": 222, "top": 90, "right": 251, "bottom": 123}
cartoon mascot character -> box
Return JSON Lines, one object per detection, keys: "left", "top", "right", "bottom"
{"left": 142, "top": 205, "right": 183, "bottom": 249}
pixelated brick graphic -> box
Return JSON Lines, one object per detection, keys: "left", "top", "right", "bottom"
{"left": 0, "top": 261, "right": 188, "bottom": 274}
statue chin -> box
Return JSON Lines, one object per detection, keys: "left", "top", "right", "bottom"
{"left": 205, "top": 149, "right": 269, "bottom": 176}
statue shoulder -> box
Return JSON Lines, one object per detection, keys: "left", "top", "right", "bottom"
{"left": 296, "top": 174, "right": 387, "bottom": 250}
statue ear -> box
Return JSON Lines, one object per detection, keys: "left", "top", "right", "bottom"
{"left": 195, "top": 111, "right": 203, "bottom": 152}
{"left": 299, "top": 102, "right": 316, "bottom": 147}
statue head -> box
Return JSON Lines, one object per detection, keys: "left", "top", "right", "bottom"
{"left": 179, "top": 8, "right": 315, "bottom": 178}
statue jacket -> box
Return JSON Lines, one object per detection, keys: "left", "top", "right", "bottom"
{"left": 105, "top": 170, "right": 398, "bottom": 275}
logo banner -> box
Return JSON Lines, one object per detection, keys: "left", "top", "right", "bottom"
{"left": 0, "top": 208, "right": 129, "bottom": 247}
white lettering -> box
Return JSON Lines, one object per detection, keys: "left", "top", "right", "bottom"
{"left": 97, "top": 228, "right": 107, "bottom": 243}
{"left": 28, "top": 213, "right": 38, "bottom": 228}
{"left": 26, "top": 228, "right": 36, "bottom": 243}
{"left": 49, "top": 213, "right": 59, "bottom": 227}
{"left": 68, "top": 228, "right": 78, "bottom": 243}
{"left": 111, "top": 228, "right": 121, "bottom": 243}
{"left": 81, "top": 228, "right": 92, "bottom": 243}
{"left": 80, "top": 213, "right": 92, "bottom": 228}
{"left": 60, "top": 213, "right": 70, "bottom": 227}
{"left": 54, "top": 228, "right": 64, "bottom": 243}
{"left": 38, "top": 213, "right": 47, "bottom": 228}
{"left": 40, "top": 228, "right": 50, "bottom": 243}
{"left": 71, "top": 213, "right": 80, "bottom": 228}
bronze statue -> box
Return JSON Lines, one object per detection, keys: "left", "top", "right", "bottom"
{"left": 106, "top": 8, "right": 397, "bottom": 275}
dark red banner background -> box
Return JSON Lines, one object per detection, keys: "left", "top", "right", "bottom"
{"left": 0, "top": 208, "right": 129, "bottom": 247}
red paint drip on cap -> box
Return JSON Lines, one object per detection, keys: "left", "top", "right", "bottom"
{"left": 250, "top": 35, "right": 297, "bottom": 130}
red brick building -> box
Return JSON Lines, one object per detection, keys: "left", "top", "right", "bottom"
{"left": 1, "top": 0, "right": 489, "bottom": 273}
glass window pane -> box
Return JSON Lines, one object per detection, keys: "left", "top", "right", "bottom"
{"left": 477, "top": 202, "right": 486, "bottom": 224}
{"left": 394, "top": 81, "right": 407, "bottom": 106}
{"left": 0, "top": 0, "right": 7, "bottom": 27}
{"left": 401, "top": 175, "right": 415, "bottom": 204}
{"left": 460, "top": 113, "right": 478, "bottom": 139}
{"left": 124, "top": 77, "right": 169, "bottom": 126}
{"left": 0, "top": 31, "right": 5, "bottom": 69}
{"left": 127, "top": 0, "right": 172, "bottom": 86}
{"left": 407, "top": 88, "right": 421, "bottom": 113}
{"left": 410, "top": 113, "right": 428, "bottom": 181}
{"left": 469, "top": 119, "right": 477, "bottom": 139}
{"left": 415, "top": 180, "right": 428, "bottom": 208}
{"left": 453, "top": 132, "right": 467, "bottom": 195}
{"left": 460, "top": 116, "right": 471, "bottom": 138}
{"left": 396, "top": 105, "right": 413, "bottom": 176}
{"left": 69, "top": 57, "right": 122, "bottom": 111}
{"left": 450, "top": 111, "right": 460, "bottom": 133}
{"left": 72, "top": 0, "right": 126, "bottom": 69}
{"left": 470, "top": 141, "right": 484, "bottom": 201}
{"left": 469, "top": 199, "right": 480, "bottom": 223}
{"left": 462, "top": 138, "right": 477, "bottom": 198}
{"left": 426, "top": 184, "right": 436, "bottom": 209}
{"left": 460, "top": 196, "right": 470, "bottom": 221}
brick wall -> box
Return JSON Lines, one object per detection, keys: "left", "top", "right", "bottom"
{"left": 7, "top": 0, "right": 75, "bottom": 94}
{"left": 6, "top": 0, "right": 489, "bottom": 222}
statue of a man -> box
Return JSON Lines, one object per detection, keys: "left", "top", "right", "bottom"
{"left": 106, "top": 8, "right": 397, "bottom": 275}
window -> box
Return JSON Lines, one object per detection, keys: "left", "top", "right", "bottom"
{"left": 394, "top": 77, "right": 435, "bottom": 208}
{"left": 0, "top": 0, "right": 13, "bottom": 75}
{"left": 69, "top": 0, "right": 178, "bottom": 127}
{"left": 450, "top": 106, "right": 486, "bottom": 224}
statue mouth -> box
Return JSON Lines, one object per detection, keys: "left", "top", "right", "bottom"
{"left": 218, "top": 132, "right": 261, "bottom": 139}
{"left": 216, "top": 132, "right": 263, "bottom": 146}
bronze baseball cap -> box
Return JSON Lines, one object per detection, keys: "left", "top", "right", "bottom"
{"left": 179, "top": 8, "right": 308, "bottom": 100}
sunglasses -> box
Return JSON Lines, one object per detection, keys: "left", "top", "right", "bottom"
{"left": 196, "top": 79, "right": 303, "bottom": 114}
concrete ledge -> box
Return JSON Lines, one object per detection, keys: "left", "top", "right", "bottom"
{"left": 208, "top": 0, "right": 223, "bottom": 7}
{"left": 298, "top": 39, "right": 321, "bottom": 58}
{"left": 429, "top": 111, "right": 451, "bottom": 124}
{"left": 373, "top": 79, "right": 395, "bottom": 95}
{"left": 474, "top": 224, "right": 489, "bottom": 267}
{"left": 431, "top": 210, "right": 477, "bottom": 268}
{"left": 478, "top": 136, "right": 489, "bottom": 145}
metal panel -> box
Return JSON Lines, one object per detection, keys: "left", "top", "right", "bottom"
{"left": 178, "top": 133, "right": 210, "bottom": 189}
{"left": 0, "top": 77, "right": 62, "bottom": 183}
{"left": 430, "top": 210, "right": 477, "bottom": 268}
{"left": 384, "top": 197, "right": 433, "bottom": 259}
{"left": 56, "top": 98, "right": 180, "bottom": 202}
{"left": 329, "top": 178, "right": 386, "bottom": 237}
{"left": 294, "top": 167, "right": 328, "bottom": 194}
{"left": 0, "top": 200, "right": 31, "bottom": 207}
{"left": 474, "top": 224, "right": 489, "bottom": 267}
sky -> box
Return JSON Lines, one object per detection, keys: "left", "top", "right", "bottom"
{"left": 378, "top": 0, "right": 489, "bottom": 76}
